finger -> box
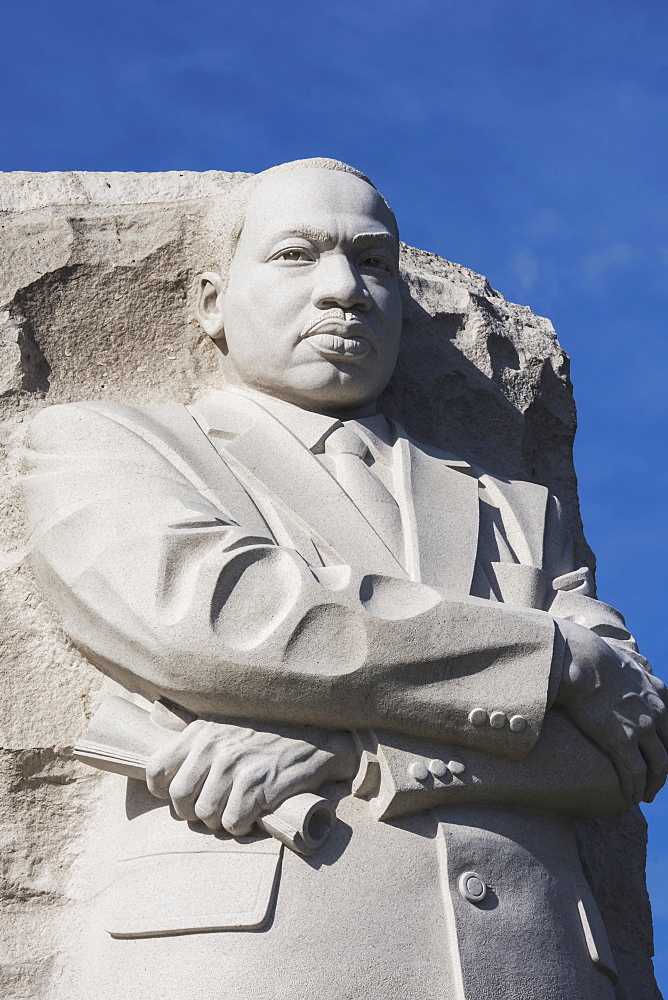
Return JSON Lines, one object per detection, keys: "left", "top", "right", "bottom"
{"left": 194, "top": 758, "right": 234, "bottom": 830}
{"left": 618, "top": 743, "right": 647, "bottom": 805}
{"left": 648, "top": 673, "right": 668, "bottom": 705}
{"left": 221, "top": 774, "right": 266, "bottom": 837}
{"left": 169, "top": 755, "right": 212, "bottom": 821}
{"left": 146, "top": 727, "right": 201, "bottom": 799}
{"left": 638, "top": 727, "right": 668, "bottom": 802}
{"left": 257, "top": 761, "right": 317, "bottom": 813}
{"left": 146, "top": 752, "right": 183, "bottom": 799}
{"left": 145, "top": 720, "right": 211, "bottom": 798}
{"left": 567, "top": 705, "right": 634, "bottom": 802}
{"left": 648, "top": 695, "right": 668, "bottom": 745}
{"left": 598, "top": 726, "right": 647, "bottom": 805}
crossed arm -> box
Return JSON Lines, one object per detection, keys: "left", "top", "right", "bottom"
{"left": 23, "top": 402, "right": 668, "bottom": 833}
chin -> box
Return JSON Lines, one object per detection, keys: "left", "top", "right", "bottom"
{"left": 295, "top": 369, "right": 386, "bottom": 415}
{"left": 247, "top": 358, "right": 391, "bottom": 415}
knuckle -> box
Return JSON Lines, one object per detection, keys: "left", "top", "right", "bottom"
{"left": 228, "top": 764, "right": 264, "bottom": 797}
{"left": 648, "top": 693, "right": 666, "bottom": 714}
{"left": 225, "top": 811, "right": 256, "bottom": 837}
{"left": 212, "top": 746, "right": 239, "bottom": 773}
{"left": 168, "top": 773, "right": 195, "bottom": 803}
{"left": 224, "top": 819, "right": 247, "bottom": 837}
{"left": 188, "top": 719, "right": 210, "bottom": 735}
{"left": 244, "top": 760, "right": 271, "bottom": 785}
{"left": 172, "top": 721, "right": 205, "bottom": 752}
{"left": 146, "top": 779, "right": 167, "bottom": 800}
{"left": 171, "top": 796, "right": 196, "bottom": 820}
{"left": 190, "top": 723, "right": 219, "bottom": 753}
{"left": 221, "top": 808, "right": 245, "bottom": 836}
{"left": 618, "top": 722, "right": 636, "bottom": 743}
{"left": 194, "top": 800, "right": 220, "bottom": 827}
{"left": 145, "top": 758, "right": 164, "bottom": 782}
{"left": 223, "top": 791, "right": 260, "bottom": 837}
{"left": 145, "top": 762, "right": 172, "bottom": 798}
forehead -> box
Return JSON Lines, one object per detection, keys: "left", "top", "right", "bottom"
{"left": 240, "top": 168, "right": 397, "bottom": 246}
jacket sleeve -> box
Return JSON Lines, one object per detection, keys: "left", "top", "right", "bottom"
{"left": 22, "top": 401, "right": 561, "bottom": 760}
{"left": 353, "top": 488, "right": 646, "bottom": 819}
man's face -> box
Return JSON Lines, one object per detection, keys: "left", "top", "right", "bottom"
{"left": 216, "top": 168, "right": 402, "bottom": 416}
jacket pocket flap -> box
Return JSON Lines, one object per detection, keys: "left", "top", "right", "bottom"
{"left": 106, "top": 844, "right": 282, "bottom": 938}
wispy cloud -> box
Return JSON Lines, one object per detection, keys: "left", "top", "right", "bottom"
{"left": 509, "top": 246, "right": 540, "bottom": 295}
{"left": 579, "top": 242, "right": 639, "bottom": 292}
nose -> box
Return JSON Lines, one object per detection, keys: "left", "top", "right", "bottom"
{"left": 311, "top": 253, "right": 370, "bottom": 312}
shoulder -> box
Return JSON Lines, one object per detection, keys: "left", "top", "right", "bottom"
{"left": 187, "top": 389, "right": 272, "bottom": 439}
{"left": 397, "top": 423, "right": 550, "bottom": 501}
{"left": 392, "top": 422, "right": 471, "bottom": 467}
{"left": 26, "top": 400, "right": 192, "bottom": 452}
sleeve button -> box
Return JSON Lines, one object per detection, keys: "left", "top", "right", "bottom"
{"left": 489, "top": 711, "right": 507, "bottom": 729}
{"left": 448, "top": 759, "right": 466, "bottom": 775}
{"left": 509, "top": 715, "right": 527, "bottom": 732}
{"left": 428, "top": 758, "right": 449, "bottom": 777}
{"left": 468, "top": 708, "right": 488, "bottom": 726}
{"left": 409, "top": 761, "right": 429, "bottom": 781}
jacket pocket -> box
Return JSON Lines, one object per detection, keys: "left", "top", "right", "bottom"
{"left": 105, "top": 839, "right": 282, "bottom": 938}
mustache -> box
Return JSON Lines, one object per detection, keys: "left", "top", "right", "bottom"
{"left": 299, "top": 309, "right": 368, "bottom": 340}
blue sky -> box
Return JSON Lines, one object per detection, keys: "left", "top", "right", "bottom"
{"left": 3, "top": 0, "right": 668, "bottom": 985}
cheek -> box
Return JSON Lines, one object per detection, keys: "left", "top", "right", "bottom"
{"left": 233, "top": 273, "right": 308, "bottom": 331}
{"left": 224, "top": 280, "right": 271, "bottom": 341}
{"left": 370, "top": 282, "right": 401, "bottom": 321}
{"left": 377, "top": 296, "right": 403, "bottom": 351}
{"left": 233, "top": 273, "right": 275, "bottom": 316}
{"left": 224, "top": 279, "right": 307, "bottom": 367}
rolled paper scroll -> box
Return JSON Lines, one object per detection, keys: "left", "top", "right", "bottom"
{"left": 73, "top": 695, "right": 336, "bottom": 856}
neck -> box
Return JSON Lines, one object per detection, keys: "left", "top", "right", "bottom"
{"left": 226, "top": 382, "right": 378, "bottom": 420}
{"left": 304, "top": 399, "right": 378, "bottom": 420}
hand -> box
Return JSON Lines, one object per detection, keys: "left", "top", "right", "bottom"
{"left": 146, "top": 720, "right": 356, "bottom": 836}
{"left": 555, "top": 619, "right": 668, "bottom": 803}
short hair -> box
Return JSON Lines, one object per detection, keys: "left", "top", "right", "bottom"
{"left": 203, "top": 157, "right": 398, "bottom": 286}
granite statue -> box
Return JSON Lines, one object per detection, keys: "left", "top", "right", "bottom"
{"left": 21, "top": 158, "right": 668, "bottom": 999}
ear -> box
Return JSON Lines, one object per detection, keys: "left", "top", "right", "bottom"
{"left": 195, "top": 271, "right": 226, "bottom": 340}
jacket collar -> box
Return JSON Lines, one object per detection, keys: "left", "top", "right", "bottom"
{"left": 191, "top": 388, "right": 407, "bottom": 578}
{"left": 191, "top": 388, "right": 479, "bottom": 593}
{"left": 225, "top": 385, "right": 396, "bottom": 468}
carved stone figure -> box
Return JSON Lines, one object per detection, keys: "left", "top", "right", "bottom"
{"left": 20, "top": 159, "right": 667, "bottom": 999}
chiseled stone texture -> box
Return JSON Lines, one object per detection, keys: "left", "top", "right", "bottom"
{"left": 0, "top": 170, "right": 659, "bottom": 999}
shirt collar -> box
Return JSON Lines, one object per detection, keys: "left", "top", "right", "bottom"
{"left": 227, "top": 385, "right": 394, "bottom": 463}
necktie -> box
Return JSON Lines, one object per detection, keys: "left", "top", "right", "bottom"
{"left": 324, "top": 424, "right": 404, "bottom": 565}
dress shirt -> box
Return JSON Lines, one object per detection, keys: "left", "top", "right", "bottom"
{"left": 227, "top": 385, "right": 398, "bottom": 496}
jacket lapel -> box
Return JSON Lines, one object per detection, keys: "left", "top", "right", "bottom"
{"left": 194, "top": 393, "right": 407, "bottom": 579}
{"left": 392, "top": 424, "right": 479, "bottom": 595}
{"left": 477, "top": 474, "right": 549, "bottom": 568}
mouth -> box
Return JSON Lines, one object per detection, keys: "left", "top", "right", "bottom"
{"left": 300, "top": 312, "right": 372, "bottom": 359}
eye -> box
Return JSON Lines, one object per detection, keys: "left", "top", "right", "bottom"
{"left": 270, "top": 248, "right": 315, "bottom": 263}
{"left": 360, "top": 254, "right": 393, "bottom": 273}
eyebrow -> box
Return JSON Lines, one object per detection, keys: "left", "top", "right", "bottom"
{"left": 266, "top": 227, "right": 398, "bottom": 248}
{"left": 351, "top": 231, "right": 398, "bottom": 249}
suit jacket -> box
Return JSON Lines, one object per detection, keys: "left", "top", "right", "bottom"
{"left": 22, "top": 388, "right": 632, "bottom": 1000}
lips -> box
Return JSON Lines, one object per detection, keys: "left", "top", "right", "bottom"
{"left": 300, "top": 312, "right": 372, "bottom": 359}
{"left": 307, "top": 330, "right": 370, "bottom": 356}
